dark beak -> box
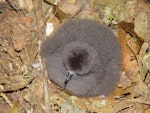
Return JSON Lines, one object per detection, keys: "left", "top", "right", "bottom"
{"left": 64, "top": 71, "right": 75, "bottom": 85}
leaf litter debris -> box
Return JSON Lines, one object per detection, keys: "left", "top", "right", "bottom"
{"left": 0, "top": 0, "right": 150, "bottom": 113}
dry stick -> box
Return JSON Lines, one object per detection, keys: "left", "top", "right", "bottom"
{"left": 38, "top": 5, "right": 52, "bottom": 113}
{"left": 33, "top": 0, "right": 51, "bottom": 113}
{"left": 32, "top": 0, "right": 39, "bottom": 30}
{"left": 127, "top": 40, "right": 139, "bottom": 60}
{"left": 0, "top": 92, "right": 13, "bottom": 107}
{"left": 38, "top": 17, "right": 51, "bottom": 112}
{"left": 43, "top": 71, "right": 50, "bottom": 113}
{"left": 38, "top": 40, "right": 51, "bottom": 113}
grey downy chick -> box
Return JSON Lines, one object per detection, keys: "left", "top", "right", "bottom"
{"left": 40, "top": 19, "right": 122, "bottom": 97}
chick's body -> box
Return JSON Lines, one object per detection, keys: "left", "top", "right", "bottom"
{"left": 40, "top": 19, "right": 121, "bottom": 97}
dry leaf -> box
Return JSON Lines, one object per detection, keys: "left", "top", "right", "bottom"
{"left": 134, "top": 12, "right": 148, "bottom": 38}
{"left": 118, "top": 72, "right": 132, "bottom": 89}
{"left": 133, "top": 82, "right": 150, "bottom": 100}
{"left": 0, "top": 75, "right": 35, "bottom": 93}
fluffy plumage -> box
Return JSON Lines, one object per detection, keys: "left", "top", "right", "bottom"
{"left": 40, "top": 19, "right": 121, "bottom": 97}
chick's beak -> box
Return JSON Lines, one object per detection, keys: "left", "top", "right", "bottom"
{"left": 64, "top": 71, "right": 75, "bottom": 85}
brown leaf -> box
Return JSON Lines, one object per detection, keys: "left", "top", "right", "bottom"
{"left": 118, "top": 72, "right": 132, "bottom": 89}
{"left": 117, "top": 25, "right": 139, "bottom": 81}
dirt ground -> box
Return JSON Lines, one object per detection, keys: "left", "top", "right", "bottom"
{"left": 0, "top": 0, "right": 150, "bottom": 113}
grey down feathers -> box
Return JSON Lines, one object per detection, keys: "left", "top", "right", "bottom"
{"left": 40, "top": 19, "right": 121, "bottom": 97}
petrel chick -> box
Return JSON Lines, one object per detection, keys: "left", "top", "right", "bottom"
{"left": 40, "top": 19, "right": 121, "bottom": 97}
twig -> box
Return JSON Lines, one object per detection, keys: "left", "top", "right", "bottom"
{"left": 0, "top": 92, "right": 13, "bottom": 107}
